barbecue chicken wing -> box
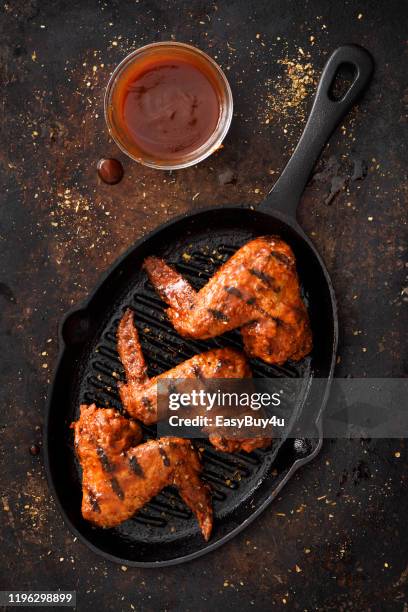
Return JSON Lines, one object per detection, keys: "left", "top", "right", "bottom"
{"left": 144, "top": 236, "right": 312, "bottom": 365}
{"left": 72, "top": 404, "right": 213, "bottom": 540}
{"left": 117, "top": 309, "right": 271, "bottom": 453}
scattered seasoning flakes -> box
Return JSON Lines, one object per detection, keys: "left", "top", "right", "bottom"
{"left": 357, "top": 13, "right": 363, "bottom": 19}
{"left": 121, "top": 565, "right": 128, "bottom": 572}
{"left": 295, "top": 564, "right": 302, "bottom": 573}
{"left": 264, "top": 51, "right": 316, "bottom": 125}
{"left": 394, "top": 451, "right": 401, "bottom": 458}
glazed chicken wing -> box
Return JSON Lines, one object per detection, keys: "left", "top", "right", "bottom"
{"left": 72, "top": 404, "right": 213, "bottom": 540}
{"left": 117, "top": 309, "right": 271, "bottom": 453}
{"left": 144, "top": 236, "right": 312, "bottom": 365}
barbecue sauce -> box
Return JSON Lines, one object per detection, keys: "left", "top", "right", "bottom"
{"left": 113, "top": 55, "right": 221, "bottom": 161}
{"left": 97, "top": 158, "right": 124, "bottom": 184}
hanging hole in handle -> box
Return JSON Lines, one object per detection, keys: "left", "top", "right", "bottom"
{"left": 328, "top": 62, "right": 358, "bottom": 101}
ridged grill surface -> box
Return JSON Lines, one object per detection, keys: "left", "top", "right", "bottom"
{"left": 75, "top": 241, "right": 311, "bottom": 533}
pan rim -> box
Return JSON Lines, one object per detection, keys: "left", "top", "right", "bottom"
{"left": 44, "top": 203, "right": 338, "bottom": 567}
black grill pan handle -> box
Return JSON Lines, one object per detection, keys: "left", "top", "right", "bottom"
{"left": 259, "top": 45, "right": 374, "bottom": 219}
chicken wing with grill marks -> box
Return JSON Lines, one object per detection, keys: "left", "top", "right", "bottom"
{"left": 144, "top": 236, "right": 312, "bottom": 365}
{"left": 72, "top": 404, "right": 213, "bottom": 540}
{"left": 117, "top": 309, "right": 271, "bottom": 453}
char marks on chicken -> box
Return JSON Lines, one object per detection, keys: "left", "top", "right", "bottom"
{"left": 117, "top": 309, "right": 271, "bottom": 453}
{"left": 144, "top": 236, "right": 312, "bottom": 365}
{"left": 72, "top": 404, "right": 213, "bottom": 540}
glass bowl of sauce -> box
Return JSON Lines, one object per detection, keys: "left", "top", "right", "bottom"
{"left": 104, "top": 42, "right": 233, "bottom": 170}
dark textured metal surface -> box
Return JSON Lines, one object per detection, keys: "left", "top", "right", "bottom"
{"left": 0, "top": 0, "right": 407, "bottom": 609}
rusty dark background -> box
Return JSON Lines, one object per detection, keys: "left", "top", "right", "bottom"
{"left": 0, "top": 0, "right": 407, "bottom": 610}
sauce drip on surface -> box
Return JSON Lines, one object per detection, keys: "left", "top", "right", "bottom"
{"left": 97, "top": 158, "right": 124, "bottom": 184}
{"left": 29, "top": 444, "right": 40, "bottom": 456}
{"left": 118, "top": 58, "right": 220, "bottom": 160}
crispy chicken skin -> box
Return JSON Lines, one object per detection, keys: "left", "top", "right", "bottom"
{"left": 144, "top": 236, "right": 312, "bottom": 365}
{"left": 117, "top": 309, "right": 271, "bottom": 453}
{"left": 72, "top": 404, "right": 213, "bottom": 540}
{"left": 117, "top": 308, "right": 251, "bottom": 423}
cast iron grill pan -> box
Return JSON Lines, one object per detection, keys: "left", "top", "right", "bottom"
{"left": 45, "top": 46, "right": 373, "bottom": 566}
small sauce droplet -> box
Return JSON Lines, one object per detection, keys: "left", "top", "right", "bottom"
{"left": 97, "top": 158, "right": 124, "bottom": 184}
{"left": 29, "top": 444, "right": 40, "bottom": 456}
